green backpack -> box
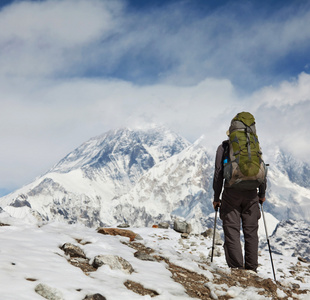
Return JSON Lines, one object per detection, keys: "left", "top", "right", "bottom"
{"left": 223, "top": 112, "right": 267, "bottom": 190}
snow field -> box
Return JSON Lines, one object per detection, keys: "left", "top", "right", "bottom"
{"left": 0, "top": 211, "right": 310, "bottom": 300}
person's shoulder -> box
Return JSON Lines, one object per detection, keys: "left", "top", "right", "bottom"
{"left": 220, "top": 140, "right": 229, "bottom": 149}
{"left": 222, "top": 140, "right": 229, "bottom": 146}
{"left": 216, "top": 140, "right": 228, "bottom": 153}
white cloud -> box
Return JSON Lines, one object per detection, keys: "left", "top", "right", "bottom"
{"left": 0, "top": 76, "right": 239, "bottom": 189}
{"left": 0, "top": 0, "right": 116, "bottom": 44}
{"left": 250, "top": 73, "right": 310, "bottom": 162}
{"left": 1, "top": 0, "right": 310, "bottom": 193}
{"left": 252, "top": 72, "right": 310, "bottom": 108}
{"left": 1, "top": 0, "right": 310, "bottom": 85}
{"left": 0, "top": 0, "right": 123, "bottom": 77}
{"left": 1, "top": 72, "right": 310, "bottom": 192}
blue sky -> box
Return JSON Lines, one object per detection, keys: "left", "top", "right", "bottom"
{"left": 1, "top": 0, "right": 309, "bottom": 89}
{"left": 0, "top": 0, "right": 310, "bottom": 195}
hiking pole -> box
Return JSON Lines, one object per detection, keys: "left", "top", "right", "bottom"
{"left": 211, "top": 207, "right": 218, "bottom": 263}
{"left": 261, "top": 203, "right": 276, "bottom": 282}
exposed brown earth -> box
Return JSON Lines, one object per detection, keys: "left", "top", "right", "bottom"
{"left": 59, "top": 229, "right": 309, "bottom": 300}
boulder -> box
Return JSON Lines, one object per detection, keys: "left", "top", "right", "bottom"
{"left": 134, "top": 251, "right": 156, "bottom": 261}
{"left": 202, "top": 228, "right": 222, "bottom": 245}
{"left": 60, "top": 243, "right": 86, "bottom": 258}
{"left": 174, "top": 219, "right": 192, "bottom": 234}
{"left": 158, "top": 222, "right": 170, "bottom": 229}
{"left": 181, "top": 233, "right": 189, "bottom": 239}
{"left": 92, "top": 255, "right": 134, "bottom": 274}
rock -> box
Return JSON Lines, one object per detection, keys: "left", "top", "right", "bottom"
{"left": 60, "top": 243, "right": 97, "bottom": 273}
{"left": 117, "top": 223, "right": 130, "bottom": 228}
{"left": 60, "top": 243, "right": 86, "bottom": 258}
{"left": 10, "top": 199, "right": 31, "bottom": 208}
{"left": 35, "top": 283, "right": 64, "bottom": 300}
{"left": 291, "top": 283, "right": 300, "bottom": 289}
{"left": 296, "top": 276, "right": 306, "bottom": 283}
{"left": 158, "top": 222, "right": 170, "bottom": 229}
{"left": 181, "top": 233, "right": 189, "bottom": 239}
{"left": 215, "top": 239, "right": 223, "bottom": 245}
{"left": 208, "top": 246, "right": 221, "bottom": 258}
{"left": 174, "top": 219, "right": 192, "bottom": 234}
{"left": 92, "top": 255, "right": 134, "bottom": 274}
{"left": 0, "top": 223, "right": 10, "bottom": 226}
{"left": 124, "top": 280, "right": 159, "bottom": 297}
{"left": 298, "top": 256, "right": 309, "bottom": 263}
{"left": 202, "top": 228, "right": 222, "bottom": 245}
{"left": 135, "top": 234, "right": 143, "bottom": 240}
{"left": 134, "top": 251, "right": 156, "bottom": 261}
{"left": 260, "top": 278, "right": 277, "bottom": 293}
{"left": 83, "top": 294, "right": 106, "bottom": 300}
{"left": 202, "top": 228, "right": 216, "bottom": 238}
{"left": 69, "top": 257, "right": 96, "bottom": 273}
{"left": 97, "top": 228, "right": 142, "bottom": 242}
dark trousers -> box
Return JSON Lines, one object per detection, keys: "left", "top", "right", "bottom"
{"left": 220, "top": 188, "right": 261, "bottom": 271}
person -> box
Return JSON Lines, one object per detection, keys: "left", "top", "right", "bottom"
{"left": 213, "top": 113, "right": 267, "bottom": 272}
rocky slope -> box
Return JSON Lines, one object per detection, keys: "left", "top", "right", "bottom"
{"left": 0, "top": 212, "right": 309, "bottom": 299}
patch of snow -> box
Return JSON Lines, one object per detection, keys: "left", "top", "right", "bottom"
{"left": 1, "top": 211, "right": 309, "bottom": 299}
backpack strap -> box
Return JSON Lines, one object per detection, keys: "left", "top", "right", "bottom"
{"left": 222, "top": 140, "right": 229, "bottom": 165}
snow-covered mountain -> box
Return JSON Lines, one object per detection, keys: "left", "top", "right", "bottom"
{"left": 264, "top": 148, "right": 310, "bottom": 222}
{"left": 1, "top": 126, "right": 310, "bottom": 231}
{"left": 274, "top": 149, "right": 310, "bottom": 189}
{"left": 263, "top": 219, "right": 310, "bottom": 262}
{"left": 0, "top": 126, "right": 207, "bottom": 228}
{"left": 1, "top": 126, "right": 310, "bottom": 299}
{"left": 112, "top": 140, "right": 214, "bottom": 231}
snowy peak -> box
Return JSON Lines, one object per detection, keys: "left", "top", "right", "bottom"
{"left": 263, "top": 219, "right": 310, "bottom": 261}
{"left": 50, "top": 127, "right": 190, "bottom": 175}
{"left": 273, "top": 149, "right": 310, "bottom": 189}
{"left": 0, "top": 126, "right": 198, "bottom": 228}
{"left": 1, "top": 125, "right": 310, "bottom": 230}
{"left": 112, "top": 143, "right": 214, "bottom": 229}
{"left": 261, "top": 146, "right": 310, "bottom": 222}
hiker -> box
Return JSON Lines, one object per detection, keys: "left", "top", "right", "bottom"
{"left": 213, "top": 112, "right": 267, "bottom": 272}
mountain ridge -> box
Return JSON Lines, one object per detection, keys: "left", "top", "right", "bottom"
{"left": 1, "top": 125, "right": 310, "bottom": 230}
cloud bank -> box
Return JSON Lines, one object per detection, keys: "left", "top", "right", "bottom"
{"left": 0, "top": 0, "right": 310, "bottom": 193}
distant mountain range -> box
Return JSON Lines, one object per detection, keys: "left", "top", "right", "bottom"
{"left": 1, "top": 126, "right": 310, "bottom": 231}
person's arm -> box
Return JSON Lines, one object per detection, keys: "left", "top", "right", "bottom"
{"left": 258, "top": 177, "right": 267, "bottom": 204}
{"left": 213, "top": 143, "right": 225, "bottom": 209}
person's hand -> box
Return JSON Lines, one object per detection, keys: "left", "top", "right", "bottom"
{"left": 213, "top": 201, "right": 221, "bottom": 210}
{"left": 259, "top": 197, "right": 266, "bottom": 204}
